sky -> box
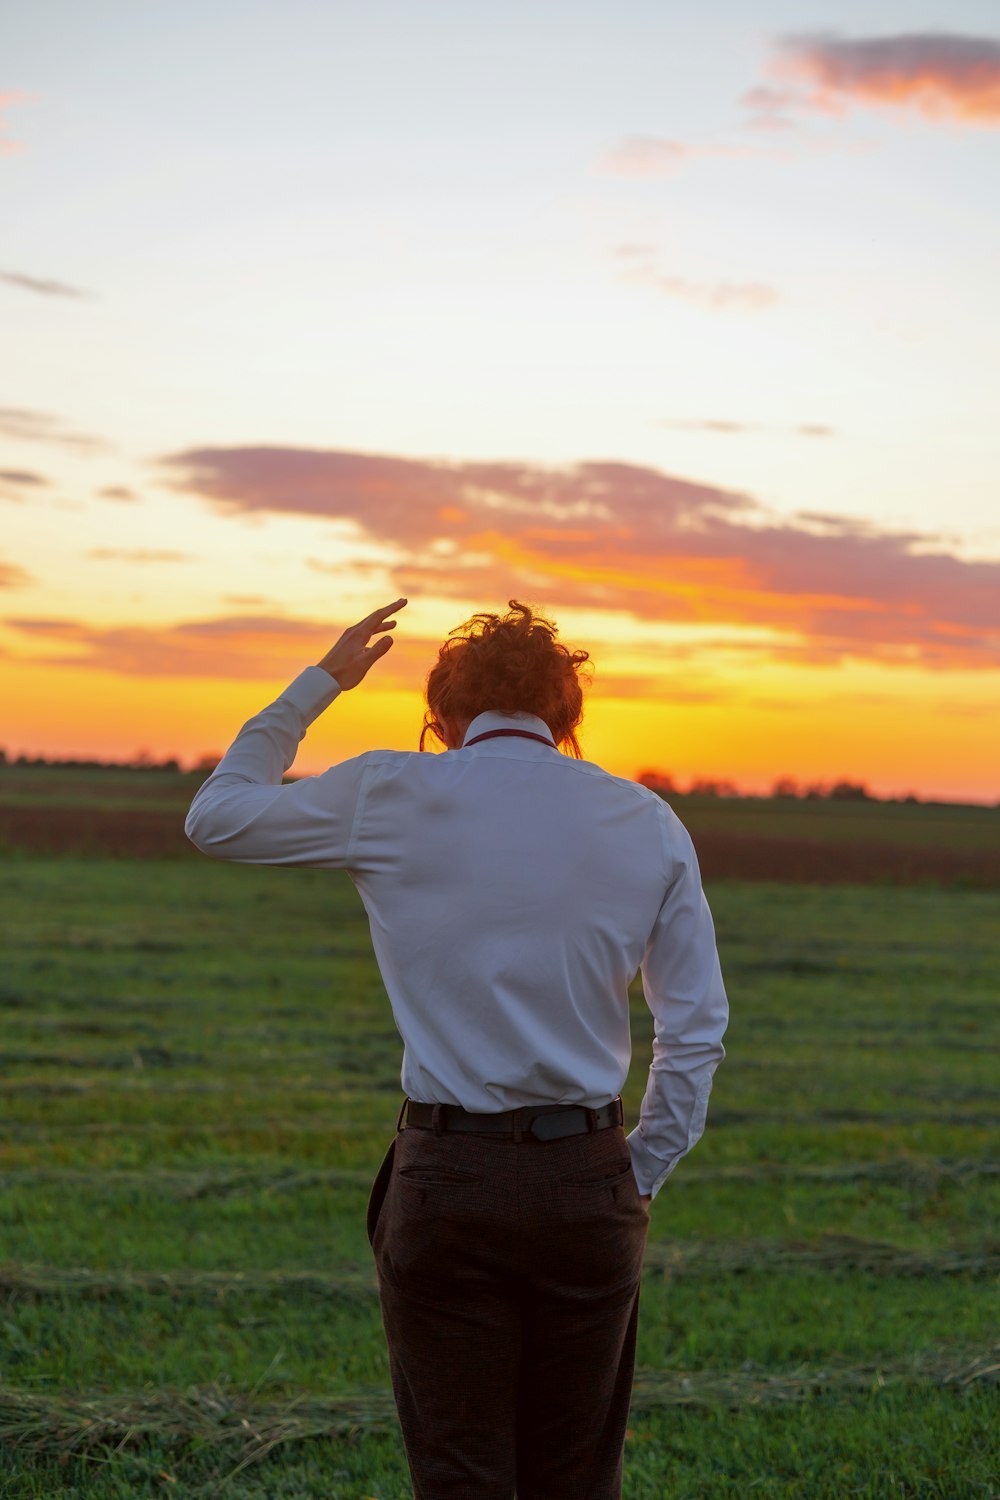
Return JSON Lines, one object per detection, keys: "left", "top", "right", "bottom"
{"left": 3, "top": 0, "right": 999, "bottom": 801}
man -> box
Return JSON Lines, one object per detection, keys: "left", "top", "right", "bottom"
{"left": 186, "top": 596, "right": 728, "bottom": 1500}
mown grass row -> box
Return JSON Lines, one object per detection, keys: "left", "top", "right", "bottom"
{"left": 3, "top": 1154, "right": 997, "bottom": 1197}
{"left": 4, "top": 1236, "right": 998, "bottom": 1303}
{"left": 4, "top": 1343, "right": 996, "bottom": 1452}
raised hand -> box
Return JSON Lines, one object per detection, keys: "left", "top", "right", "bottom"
{"left": 316, "top": 598, "right": 408, "bottom": 690}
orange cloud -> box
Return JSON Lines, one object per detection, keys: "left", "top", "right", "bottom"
{"left": 0, "top": 559, "right": 31, "bottom": 588}
{"left": 770, "top": 31, "right": 1000, "bottom": 124}
{"left": 159, "top": 445, "right": 1000, "bottom": 672}
{"left": 86, "top": 548, "right": 193, "bottom": 563}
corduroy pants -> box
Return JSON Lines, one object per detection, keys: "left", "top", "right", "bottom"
{"left": 367, "top": 1118, "right": 649, "bottom": 1500}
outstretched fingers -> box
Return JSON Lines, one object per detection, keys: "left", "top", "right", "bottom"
{"left": 367, "top": 597, "right": 407, "bottom": 629}
{"left": 316, "top": 599, "right": 409, "bottom": 688}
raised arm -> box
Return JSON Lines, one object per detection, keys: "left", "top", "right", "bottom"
{"left": 184, "top": 599, "right": 407, "bottom": 866}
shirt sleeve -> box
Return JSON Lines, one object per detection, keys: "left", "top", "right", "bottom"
{"left": 625, "top": 807, "right": 729, "bottom": 1199}
{"left": 184, "top": 666, "right": 368, "bottom": 867}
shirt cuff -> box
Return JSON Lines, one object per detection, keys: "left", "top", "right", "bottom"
{"left": 279, "top": 665, "right": 344, "bottom": 726}
{"left": 625, "top": 1126, "right": 677, "bottom": 1200}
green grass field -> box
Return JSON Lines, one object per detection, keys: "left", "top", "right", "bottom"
{"left": 1, "top": 830, "right": 998, "bottom": 1496}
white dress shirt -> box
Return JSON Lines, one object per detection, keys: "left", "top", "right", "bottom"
{"left": 184, "top": 667, "right": 728, "bottom": 1198}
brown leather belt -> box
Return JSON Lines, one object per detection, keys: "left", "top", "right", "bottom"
{"left": 401, "top": 1096, "right": 624, "bottom": 1142}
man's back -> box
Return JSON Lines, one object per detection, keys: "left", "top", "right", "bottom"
{"left": 341, "top": 710, "right": 682, "bottom": 1108}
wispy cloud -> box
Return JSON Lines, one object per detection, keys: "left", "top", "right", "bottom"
{"left": 0, "top": 90, "right": 27, "bottom": 154}
{"left": 86, "top": 548, "right": 194, "bottom": 564}
{"left": 661, "top": 419, "right": 835, "bottom": 438}
{"left": 0, "top": 407, "right": 109, "bottom": 453}
{"left": 2, "top": 614, "right": 437, "bottom": 684}
{"left": 95, "top": 485, "right": 138, "bottom": 502}
{"left": 741, "top": 85, "right": 803, "bottom": 132}
{"left": 615, "top": 246, "right": 778, "bottom": 310}
{"left": 1, "top": 269, "right": 93, "bottom": 299}
{"left": 0, "top": 468, "right": 49, "bottom": 484}
{"left": 0, "top": 559, "right": 31, "bottom": 588}
{"left": 0, "top": 468, "right": 50, "bottom": 500}
{"left": 631, "top": 271, "right": 778, "bottom": 310}
{"left": 598, "top": 135, "right": 773, "bottom": 177}
{"left": 159, "top": 444, "right": 1000, "bottom": 672}
{"left": 763, "top": 31, "right": 1000, "bottom": 126}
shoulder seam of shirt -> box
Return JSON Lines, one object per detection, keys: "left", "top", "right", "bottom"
{"left": 345, "top": 758, "right": 377, "bottom": 866}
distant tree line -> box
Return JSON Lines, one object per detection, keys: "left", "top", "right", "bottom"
{"left": 0, "top": 750, "right": 952, "bottom": 805}
{"left": 0, "top": 748, "right": 218, "bottom": 774}
{"left": 637, "top": 770, "right": 921, "bottom": 804}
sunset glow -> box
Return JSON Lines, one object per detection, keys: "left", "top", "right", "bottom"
{"left": 3, "top": 4, "right": 998, "bottom": 803}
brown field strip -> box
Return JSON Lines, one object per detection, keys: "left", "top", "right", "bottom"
{"left": 0, "top": 805, "right": 191, "bottom": 858}
{"left": 3, "top": 803, "right": 1000, "bottom": 882}
{"left": 693, "top": 831, "right": 1000, "bottom": 887}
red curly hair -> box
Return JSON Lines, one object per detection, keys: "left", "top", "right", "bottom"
{"left": 420, "top": 600, "right": 592, "bottom": 757}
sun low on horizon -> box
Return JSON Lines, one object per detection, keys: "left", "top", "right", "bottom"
{"left": 3, "top": 2, "right": 999, "bottom": 804}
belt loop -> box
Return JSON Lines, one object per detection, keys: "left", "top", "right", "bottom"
{"left": 431, "top": 1103, "right": 446, "bottom": 1136}
{"left": 396, "top": 1097, "right": 409, "bottom": 1134}
{"left": 512, "top": 1107, "right": 524, "bottom": 1144}
{"left": 586, "top": 1107, "right": 598, "bottom": 1133}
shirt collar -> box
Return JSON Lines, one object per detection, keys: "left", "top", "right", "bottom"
{"left": 461, "top": 710, "right": 557, "bottom": 748}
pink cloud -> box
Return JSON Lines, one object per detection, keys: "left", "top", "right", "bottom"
{"left": 770, "top": 31, "right": 1000, "bottom": 124}
{"left": 157, "top": 445, "right": 1000, "bottom": 672}
{"left": 0, "top": 407, "right": 109, "bottom": 453}
{"left": 2, "top": 614, "right": 439, "bottom": 684}
{"left": 1, "top": 270, "right": 92, "bottom": 299}
{"left": 740, "top": 85, "right": 803, "bottom": 132}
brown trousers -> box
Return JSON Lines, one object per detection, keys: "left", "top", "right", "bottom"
{"left": 367, "top": 1119, "right": 649, "bottom": 1500}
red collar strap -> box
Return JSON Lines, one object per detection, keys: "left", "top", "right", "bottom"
{"left": 463, "top": 728, "right": 556, "bottom": 749}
